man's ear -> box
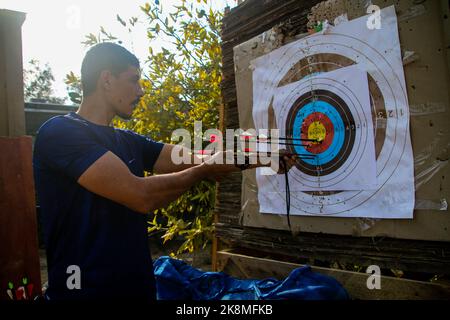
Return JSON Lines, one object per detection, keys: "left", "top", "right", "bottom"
{"left": 99, "top": 70, "right": 112, "bottom": 91}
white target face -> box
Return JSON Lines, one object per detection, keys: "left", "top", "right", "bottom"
{"left": 251, "top": 5, "right": 414, "bottom": 218}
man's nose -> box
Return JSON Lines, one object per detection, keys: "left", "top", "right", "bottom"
{"left": 136, "top": 83, "right": 144, "bottom": 97}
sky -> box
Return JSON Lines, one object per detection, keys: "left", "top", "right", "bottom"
{"left": 0, "top": 0, "right": 237, "bottom": 101}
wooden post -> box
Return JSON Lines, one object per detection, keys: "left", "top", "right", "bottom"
{"left": 0, "top": 9, "right": 41, "bottom": 301}
{"left": 0, "top": 137, "right": 42, "bottom": 300}
{"left": 0, "top": 9, "right": 26, "bottom": 137}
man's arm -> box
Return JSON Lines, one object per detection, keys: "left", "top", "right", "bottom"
{"left": 153, "top": 144, "right": 205, "bottom": 173}
{"left": 77, "top": 150, "right": 236, "bottom": 214}
{"left": 153, "top": 144, "right": 298, "bottom": 174}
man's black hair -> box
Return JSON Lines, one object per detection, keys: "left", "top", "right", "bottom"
{"left": 81, "top": 42, "right": 140, "bottom": 97}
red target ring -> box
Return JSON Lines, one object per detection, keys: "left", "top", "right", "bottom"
{"left": 300, "top": 112, "right": 334, "bottom": 154}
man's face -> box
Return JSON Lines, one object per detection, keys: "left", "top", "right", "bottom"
{"left": 106, "top": 65, "right": 144, "bottom": 120}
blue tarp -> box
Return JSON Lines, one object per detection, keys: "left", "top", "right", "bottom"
{"left": 153, "top": 256, "right": 350, "bottom": 300}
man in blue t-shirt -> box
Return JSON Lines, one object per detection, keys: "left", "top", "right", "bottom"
{"left": 33, "top": 43, "right": 261, "bottom": 301}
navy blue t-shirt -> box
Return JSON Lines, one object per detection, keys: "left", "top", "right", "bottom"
{"left": 33, "top": 112, "right": 164, "bottom": 300}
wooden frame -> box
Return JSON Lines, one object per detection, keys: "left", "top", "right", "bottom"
{"left": 215, "top": 224, "right": 450, "bottom": 275}
{"left": 212, "top": 0, "right": 450, "bottom": 297}
{"left": 216, "top": 250, "right": 450, "bottom": 300}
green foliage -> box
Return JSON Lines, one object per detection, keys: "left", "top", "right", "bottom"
{"left": 74, "top": 0, "right": 223, "bottom": 256}
{"left": 23, "top": 59, "right": 66, "bottom": 104}
{"left": 148, "top": 180, "right": 216, "bottom": 255}
{"left": 123, "top": 0, "right": 222, "bottom": 139}
{"left": 127, "top": 0, "right": 222, "bottom": 256}
{"left": 65, "top": 71, "right": 82, "bottom": 105}
{"left": 81, "top": 26, "right": 121, "bottom": 46}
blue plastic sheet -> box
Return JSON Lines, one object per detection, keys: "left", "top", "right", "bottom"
{"left": 154, "top": 256, "right": 350, "bottom": 300}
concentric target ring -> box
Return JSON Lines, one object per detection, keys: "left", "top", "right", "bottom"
{"left": 251, "top": 22, "right": 411, "bottom": 216}
{"left": 301, "top": 112, "right": 334, "bottom": 154}
{"left": 285, "top": 89, "right": 356, "bottom": 176}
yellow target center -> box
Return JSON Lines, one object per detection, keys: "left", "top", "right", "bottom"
{"left": 308, "top": 121, "right": 326, "bottom": 143}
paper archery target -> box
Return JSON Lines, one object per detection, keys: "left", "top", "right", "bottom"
{"left": 285, "top": 89, "right": 356, "bottom": 176}
{"left": 250, "top": 6, "right": 415, "bottom": 218}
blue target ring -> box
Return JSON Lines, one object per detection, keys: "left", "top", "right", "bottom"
{"left": 292, "top": 100, "right": 345, "bottom": 165}
{"left": 285, "top": 90, "right": 356, "bottom": 176}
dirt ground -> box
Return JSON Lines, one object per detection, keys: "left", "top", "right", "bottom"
{"left": 39, "top": 237, "right": 212, "bottom": 287}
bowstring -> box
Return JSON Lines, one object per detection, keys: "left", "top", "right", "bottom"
{"left": 281, "top": 157, "right": 291, "bottom": 231}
